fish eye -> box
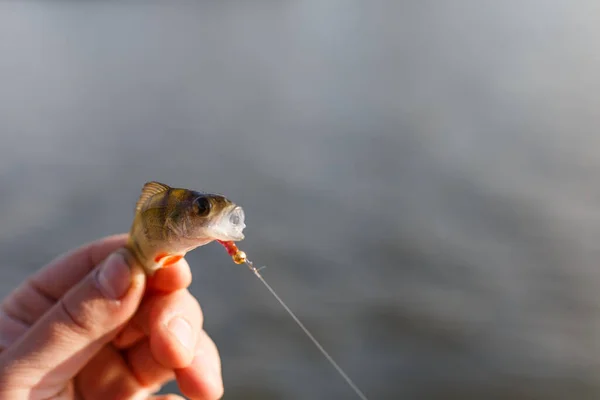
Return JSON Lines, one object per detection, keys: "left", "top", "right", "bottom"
{"left": 193, "top": 197, "right": 211, "bottom": 216}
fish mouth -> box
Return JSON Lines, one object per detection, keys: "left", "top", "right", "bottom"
{"left": 208, "top": 205, "right": 246, "bottom": 241}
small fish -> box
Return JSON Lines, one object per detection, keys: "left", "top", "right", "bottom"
{"left": 127, "top": 181, "right": 246, "bottom": 274}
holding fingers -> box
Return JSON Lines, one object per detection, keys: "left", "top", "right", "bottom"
{"left": 0, "top": 235, "right": 223, "bottom": 400}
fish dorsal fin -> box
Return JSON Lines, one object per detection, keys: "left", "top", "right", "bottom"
{"left": 136, "top": 181, "right": 171, "bottom": 211}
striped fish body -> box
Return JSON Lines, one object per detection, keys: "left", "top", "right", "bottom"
{"left": 127, "top": 181, "right": 246, "bottom": 274}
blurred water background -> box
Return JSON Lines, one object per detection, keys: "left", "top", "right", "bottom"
{"left": 1, "top": 1, "right": 600, "bottom": 399}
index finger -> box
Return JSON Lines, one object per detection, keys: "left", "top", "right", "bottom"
{"left": 1, "top": 233, "right": 193, "bottom": 346}
{"left": 26, "top": 233, "right": 130, "bottom": 301}
{"left": 0, "top": 234, "right": 131, "bottom": 341}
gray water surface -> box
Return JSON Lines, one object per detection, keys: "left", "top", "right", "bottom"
{"left": 1, "top": 2, "right": 600, "bottom": 399}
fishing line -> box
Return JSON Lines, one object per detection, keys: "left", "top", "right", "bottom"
{"left": 244, "top": 259, "right": 369, "bottom": 400}
{"left": 217, "top": 239, "right": 369, "bottom": 400}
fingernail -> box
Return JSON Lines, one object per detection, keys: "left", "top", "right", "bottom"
{"left": 96, "top": 253, "right": 131, "bottom": 299}
{"left": 167, "top": 316, "right": 195, "bottom": 351}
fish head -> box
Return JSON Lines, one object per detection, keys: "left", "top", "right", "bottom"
{"left": 181, "top": 192, "right": 246, "bottom": 242}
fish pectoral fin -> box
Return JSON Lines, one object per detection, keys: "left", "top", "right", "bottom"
{"left": 154, "top": 252, "right": 184, "bottom": 267}
{"left": 136, "top": 181, "right": 171, "bottom": 212}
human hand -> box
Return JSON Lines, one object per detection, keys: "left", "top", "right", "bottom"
{"left": 0, "top": 234, "right": 223, "bottom": 399}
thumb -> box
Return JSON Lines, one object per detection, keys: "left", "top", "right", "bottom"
{"left": 0, "top": 249, "right": 146, "bottom": 391}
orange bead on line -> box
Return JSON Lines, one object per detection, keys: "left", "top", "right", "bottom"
{"left": 217, "top": 240, "right": 247, "bottom": 264}
{"left": 232, "top": 251, "right": 247, "bottom": 264}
